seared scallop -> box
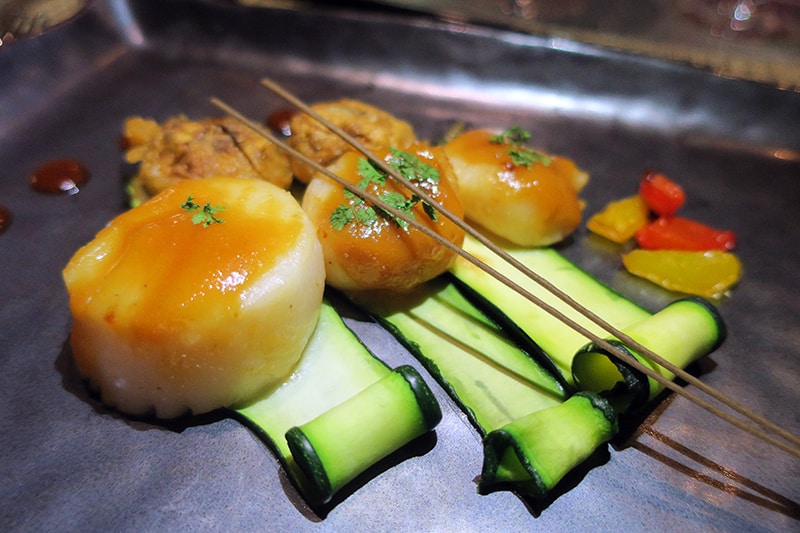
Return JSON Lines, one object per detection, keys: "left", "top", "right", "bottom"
{"left": 444, "top": 129, "right": 588, "bottom": 247}
{"left": 288, "top": 99, "right": 417, "bottom": 183}
{"left": 63, "top": 176, "right": 325, "bottom": 418}
{"left": 302, "top": 144, "right": 464, "bottom": 291}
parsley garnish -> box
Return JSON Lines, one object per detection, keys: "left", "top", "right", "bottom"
{"left": 181, "top": 195, "right": 225, "bottom": 227}
{"left": 509, "top": 148, "right": 551, "bottom": 168}
{"left": 489, "top": 126, "right": 551, "bottom": 168}
{"left": 489, "top": 126, "right": 531, "bottom": 145}
{"left": 329, "top": 149, "right": 440, "bottom": 231}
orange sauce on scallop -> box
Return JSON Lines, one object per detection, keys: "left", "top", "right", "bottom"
{"left": 318, "top": 145, "right": 464, "bottom": 290}
{"left": 445, "top": 129, "right": 581, "bottom": 205}
{"left": 66, "top": 178, "right": 303, "bottom": 347}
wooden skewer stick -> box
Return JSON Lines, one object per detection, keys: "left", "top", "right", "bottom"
{"left": 210, "top": 94, "right": 800, "bottom": 459}
{"left": 257, "top": 77, "right": 800, "bottom": 453}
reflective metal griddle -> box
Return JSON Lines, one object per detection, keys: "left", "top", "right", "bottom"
{"left": 0, "top": 1, "right": 798, "bottom": 531}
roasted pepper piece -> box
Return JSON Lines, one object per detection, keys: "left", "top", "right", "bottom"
{"left": 622, "top": 249, "right": 742, "bottom": 299}
{"left": 586, "top": 195, "right": 649, "bottom": 243}
{"left": 638, "top": 170, "right": 685, "bottom": 217}
{"left": 636, "top": 217, "right": 736, "bottom": 251}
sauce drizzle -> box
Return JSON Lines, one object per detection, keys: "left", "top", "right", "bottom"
{"left": 30, "top": 158, "right": 90, "bottom": 195}
{"left": 0, "top": 204, "right": 11, "bottom": 234}
{"left": 267, "top": 108, "right": 296, "bottom": 137}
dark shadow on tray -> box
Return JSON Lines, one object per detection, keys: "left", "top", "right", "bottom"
{"left": 56, "top": 335, "right": 227, "bottom": 432}
{"left": 478, "top": 444, "right": 612, "bottom": 518}
{"left": 609, "top": 357, "right": 800, "bottom": 521}
{"left": 232, "top": 403, "right": 440, "bottom": 520}
{"left": 628, "top": 416, "right": 800, "bottom": 519}
{"left": 611, "top": 356, "right": 717, "bottom": 446}
{"left": 303, "top": 431, "right": 438, "bottom": 519}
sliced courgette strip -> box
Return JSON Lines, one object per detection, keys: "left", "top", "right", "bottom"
{"left": 351, "top": 278, "right": 617, "bottom": 499}
{"left": 451, "top": 235, "right": 651, "bottom": 384}
{"left": 572, "top": 297, "right": 726, "bottom": 413}
{"left": 286, "top": 365, "right": 441, "bottom": 505}
{"left": 235, "top": 301, "right": 440, "bottom": 507}
{"left": 351, "top": 278, "right": 568, "bottom": 435}
{"left": 479, "top": 392, "right": 617, "bottom": 498}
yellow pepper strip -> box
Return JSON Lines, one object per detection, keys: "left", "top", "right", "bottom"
{"left": 622, "top": 249, "right": 743, "bottom": 299}
{"left": 586, "top": 195, "right": 649, "bottom": 243}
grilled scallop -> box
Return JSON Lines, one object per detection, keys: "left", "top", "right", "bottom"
{"left": 444, "top": 129, "right": 588, "bottom": 247}
{"left": 63, "top": 176, "right": 325, "bottom": 418}
{"left": 302, "top": 144, "right": 465, "bottom": 291}
{"left": 287, "top": 99, "right": 417, "bottom": 183}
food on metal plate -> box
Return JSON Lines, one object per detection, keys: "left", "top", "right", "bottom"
{"left": 302, "top": 144, "right": 465, "bottom": 291}
{"left": 587, "top": 170, "right": 740, "bottom": 297}
{"left": 638, "top": 170, "right": 685, "bottom": 217}
{"left": 62, "top": 176, "right": 325, "bottom": 418}
{"left": 636, "top": 216, "right": 737, "bottom": 251}
{"left": 585, "top": 195, "right": 649, "bottom": 244}
{"left": 622, "top": 249, "right": 743, "bottom": 299}
{"left": 122, "top": 115, "right": 293, "bottom": 196}
{"left": 444, "top": 127, "right": 589, "bottom": 247}
{"left": 287, "top": 98, "right": 417, "bottom": 183}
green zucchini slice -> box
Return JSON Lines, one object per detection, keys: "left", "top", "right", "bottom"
{"left": 235, "top": 300, "right": 441, "bottom": 507}
{"left": 450, "top": 235, "right": 651, "bottom": 384}
{"left": 351, "top": 278, "right": 616, "bottom": 500}
{"left": 286, "top": 365, "right": 440, "bottom": 505}
{"left": 479, "top": 392, "right": 618, "bottom": 498}
{"left": 572, "top": 297, "right": 726, "bottom": 413}
{"left": 351, "top": 278, "right": 568, "bottom": 435}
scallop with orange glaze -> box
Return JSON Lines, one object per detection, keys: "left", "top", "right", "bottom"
{"left": 302, "top": 144, "right": 465, "bottom": 292}
{"left": 63, "top": 176, "right": 325, "bottom": 418}
{"left": 444, "top": 129, "right": 588, "bottom": 247}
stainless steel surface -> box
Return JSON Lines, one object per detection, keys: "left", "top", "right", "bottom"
{"left": 344, "top": 0, "right": 800, "bottom": 89}
{"left": 0, "top": 0, "right": 86, "bottom": 43}
{"left": 1, "top": 0, "right": 798, "bottom": 530}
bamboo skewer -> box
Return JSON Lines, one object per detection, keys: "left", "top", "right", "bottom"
{"left": 210, "top": 90, "right": 800, "bottom": 458}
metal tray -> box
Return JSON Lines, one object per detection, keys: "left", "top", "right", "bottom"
{"left": 1, "top": 1, "right": 798, "bottom": 531}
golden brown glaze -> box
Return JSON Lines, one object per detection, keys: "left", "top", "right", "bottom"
{"left": 63, "top": 177, "right": 325, "bottom": 418}
{"left": 303, "top": 144, "right": 465, "bottom": 291}
{"left": 444, "top": 129, "right": 588, "bottom": 247}
{"left": 123, "top": 115, "right": 293, "bottom": 195}
{"left": 288, "top": 99, "right": 417, "bottom": 183}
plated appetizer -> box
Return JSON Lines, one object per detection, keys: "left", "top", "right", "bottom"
{"left": 61, "top": 91, "right": 750, "bottom": 512}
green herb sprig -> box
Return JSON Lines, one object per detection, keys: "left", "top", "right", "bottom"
{"left": 181, "top": 195, "right": 225, "bottom": 227}
{"left": 489, "top": 126, "right": 551, "bottom": 168}
{"left": 330, "top": 148, "right": 440, "bottom": 231}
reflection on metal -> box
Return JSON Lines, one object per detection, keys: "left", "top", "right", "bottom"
{"left": 0, "top": 0, "right": 86, "bottom": 45}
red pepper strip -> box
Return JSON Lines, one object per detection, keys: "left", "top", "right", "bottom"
{"left": 638, "top": 170, "right": 685, "bottom": 217}
{"left": 636, "top": 216, "right": 736, "bottom": 251}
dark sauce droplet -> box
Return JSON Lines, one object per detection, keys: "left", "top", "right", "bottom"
{"left": 267, "top": 108, "right": 296, "bottom": 137}
{"left": 30, "top": 158, "right": 90, "bottom": 195}
{"left": 0, "top": 204, "right": 12, "bottom": 234}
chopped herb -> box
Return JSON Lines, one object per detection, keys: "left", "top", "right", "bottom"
{"left": 181, "top": 195, "right": 225, "bottom": 227}
{"left": 489, "top": 126, "right": 531, "bottom": 145}
{"left": 356, "top": 157, "right": 387, "bottom": 188}
{"left": 330, "top": 205, "right": 355, "bottom": 231}
{"left": 330, "top": 149, "right": 441, "bottom": 231}
{"left": 489, "top": 126, "right": 550, "bottom": 168}
{"left": 509, "top": 147, "right": 552, "bottom": 168}
{"left": 388, "top": 148, "right": 440, "bottom": 184}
